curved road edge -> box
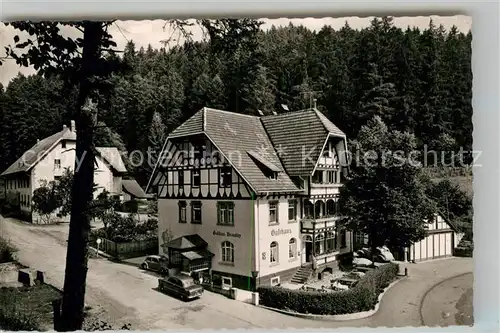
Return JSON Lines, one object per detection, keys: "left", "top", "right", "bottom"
{"left": 420, "top": 271, "right": 473, "bottom": 327}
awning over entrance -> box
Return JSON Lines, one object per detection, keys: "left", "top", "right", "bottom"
{"left": 166, "top": 234, "right": 208, "bottom": 251}
{"left": 180, "top": 249, "right": 214, "bottom": 260}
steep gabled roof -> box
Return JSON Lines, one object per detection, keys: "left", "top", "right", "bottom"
{"left": 260, "top": 108, "right": 346, "bottom": 176}
{"left": 148, "top": 107, "right": 347, "bottom": 194}
{"left": 95, "top": 147, "right": 127, "bottom": 175}
{"left": 122, "top": 179, "right": 149, "bottom": 199}
{"left": 1, "top": 127, "right": 76, "bottom": 177}
{"left": 202, "top": 108, "right": 299, "bottom": 193}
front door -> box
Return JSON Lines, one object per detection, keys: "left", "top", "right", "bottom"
{"left": 305, "top": 242, "right": 313, "bottom": 263}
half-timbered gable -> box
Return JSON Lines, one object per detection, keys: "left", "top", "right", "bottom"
{"left": 147, "top": 107, "right": 304, "bottom": 198}
{"left": 150, "top": 134, "right": 253, "bottom": 200}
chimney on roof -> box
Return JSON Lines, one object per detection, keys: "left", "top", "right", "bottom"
{"left": 37, "top": 139, "right": 40, "bottom": 143}
{"left": 313, "top": 98, "right": 317, "bottom": 109}
{"left": 281, "top": 104, "right": 289, "bottom": 112}
{"left": 63, "top": 124, "right": 67, "bottom": 131}
{"left": 70, "top": 120, "right": 76, "bottom": 133}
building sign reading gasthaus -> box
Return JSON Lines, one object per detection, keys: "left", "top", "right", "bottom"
{"left": 213, "top": 230, "right": 242, "bottom": 238}
{"left": 271, "top": 229, "right": 292, "bottom": 236}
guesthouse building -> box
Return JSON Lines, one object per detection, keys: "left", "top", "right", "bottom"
{"left": 146, "top": 107, "right": 353, "bottom": 291}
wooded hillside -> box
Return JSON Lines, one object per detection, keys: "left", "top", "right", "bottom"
{"left": 0, "top": 17, "right": 472, "bottom": 186}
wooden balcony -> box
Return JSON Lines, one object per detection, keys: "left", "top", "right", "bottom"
{"left": 301, "top": 215, "right": 339, "bottom": 233}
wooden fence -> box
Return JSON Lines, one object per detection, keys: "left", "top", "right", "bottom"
{"left": 99, "top": 238, "right": 158, "bottom": 259}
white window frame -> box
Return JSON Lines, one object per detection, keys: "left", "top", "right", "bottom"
{"left": 288, "top": 238, "right": 297, "bottom": 259}
{"left": 192, "top": 170, "right": 201, "bottom": 188}
{"left": 178, "top": 201, "right": 187, "bottom": 223}
{"left": 191, "top": 201, "right": 202, "bottom": 223}
{"left": 270, "top": 241, "right": 279, "bottom": 265}
{"left": 270, "top": 276, "right": 280, "bottom": 286}
{"left": 269, "top": 201, "right": 278, "bottom": 225}
{"left": 54, "top": 159, "right": 61, "bottom": 169}
{"left": 218, "top": 202, "right": 235, "bottom": 226}
{"left": 221, "top": 241, "right": 234, "bottom": 264}
{"left": 222, "top": 277, "right": 232, "bottom": 289}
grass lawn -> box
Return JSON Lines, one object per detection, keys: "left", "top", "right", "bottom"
{"left": 0, "top": 283, "right": 62, "bottom": 330}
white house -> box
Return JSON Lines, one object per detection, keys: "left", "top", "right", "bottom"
{"left": 0, "top": 120, "right": 127, "bottom": 223}
{"left": 146, "top": 107, "right": 353, "bottom": 291}
{"left": 353, "top": 214, "right": 464, "bottom": 262}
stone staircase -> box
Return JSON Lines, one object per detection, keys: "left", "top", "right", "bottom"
{"left": 290, "top": 265, "right": 313, "bottom": 284}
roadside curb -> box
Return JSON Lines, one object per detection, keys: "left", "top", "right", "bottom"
{"left": 258, "top": 276, "right": 407, "bottom": 321}
{"left": 88, "top": 246, "right": 113, "bottom": 260}
{"left": 419, "top": 271, "right": 473, "bottom": 326}
{"left": 88, "top": 247, "right": 143, "bottom": 269}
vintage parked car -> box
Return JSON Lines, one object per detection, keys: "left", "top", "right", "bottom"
{"left": 140, "top": 255, "right": 168, "bottom": 274}
{"left": 158, "top": 275, "right": 204, "bottom": 301}
{"left": 355, "top": 246, "right": 395, "bottom": 263}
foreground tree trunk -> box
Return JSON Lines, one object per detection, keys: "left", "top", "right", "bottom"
{"left": 59, "top": 22, "right": 103, "bottom": 332}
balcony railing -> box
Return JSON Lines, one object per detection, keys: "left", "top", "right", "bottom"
{"left": 301, "top": 215, "right": 340, "bottom": 230}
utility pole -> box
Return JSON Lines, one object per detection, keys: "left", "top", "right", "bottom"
{"left": 300, "top": 91, "right": 322, "bottom": 109}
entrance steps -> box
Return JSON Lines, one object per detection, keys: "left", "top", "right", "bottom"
{"left": 290, "top": 265, "right": 313, "bottom": 284}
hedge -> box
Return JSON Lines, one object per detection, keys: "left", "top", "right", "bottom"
{"left": 454, "top": 240, "right": 473, "bottom": 258}
{"left": 258, "top": 263, "right": 399, "bottom": 315}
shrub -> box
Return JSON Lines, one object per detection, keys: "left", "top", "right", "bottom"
{"left": 258, "top": 263, "right": 399, "bottom": 315}
{"left": 454, "top": 239, "right": 473, "bottom": 257}
{"left": 94, "top": 214, "right": 157, "bottom": 243}
{"left": 121, "top": 200, "right": 139, "bottom": 214}
{"left": 0, "top": 238, "right": 17, "bottom": 263}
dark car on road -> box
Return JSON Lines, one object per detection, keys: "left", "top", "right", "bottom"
{"left": 158, "top": 275, "right": 204, "bottom": 301}
{"left": 140, "top": 255, "right": 168, "bottom": 274}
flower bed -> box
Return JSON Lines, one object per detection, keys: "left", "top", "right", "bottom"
{"left": 257, "top": 263, "right": 399, "bottom": 315}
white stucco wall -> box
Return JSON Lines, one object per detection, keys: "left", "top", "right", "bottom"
{"left": 158, "top": 198, "right": 254, "bottom": 277}
{"left": 253, "top": 197, "right": 302, "bottom": 278}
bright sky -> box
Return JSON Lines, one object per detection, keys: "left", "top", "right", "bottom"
{"left": 0, "top": 16, "right": 471, "bottom": 87}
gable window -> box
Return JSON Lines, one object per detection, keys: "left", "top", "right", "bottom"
{"left": 221, "top": 241, "right": 234, "bottom": 264}
{"left": 288, "top": 238, "right": 297, "bottom": 259}
{"left": 219, "top": 167, "right": 232, "bottom": 188}
{"left": 193, "top": 143, "right": 206, "bottom": 161}
{"left": 312, "top": 171, "right": 323, "bottom": 184}
{"left": 178, "top": 201, "right": 187, "bottom": 223}
{"left": 269, "top": 201, "right": 278, "bottom": 225}
{"left": 288, "top": 200, "right": 297, "bottom": 222}
{"left": 191, "top": 201, "right": 202, "bottom": 224}
{"left": 192, "top": 170, "right": 201, "bottom": 188}
{"left": 62, "top": 141, "right": 66, "bottom": 149}
{"left": 217, "top": 202, "right": 234, "bottom": 226}
{"left": 54, "top": 159, "right": 61, "bottom": 169}
{"left": 178, "top": 171, "right": 184, "bottom": 189}
{"left": 270, "top": 241, "right": 279, "bottom": 264}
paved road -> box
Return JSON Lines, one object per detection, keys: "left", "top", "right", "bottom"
{"left": 0, "top": 216, "right": 473, "bottom": 329}
{"left": 421, "top": 272, "right": 474, "bottom": 326}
